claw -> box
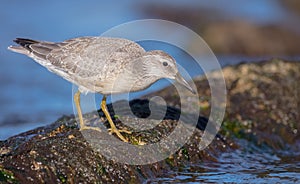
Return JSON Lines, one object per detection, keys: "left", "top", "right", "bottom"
{"left": 107, "top": 127, "right": 129, "bottom": 142}
{"left": 108, "top": 128, "right": 132, "bottom": 135}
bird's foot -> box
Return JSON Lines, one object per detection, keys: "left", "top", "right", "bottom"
{"left": 80, "top": 126, "right": 131, "bottom": 142}
{"left": 107, "top": 127, "right": 131, "bottom": 142}
{"left": 80, "top": 125, "right": 130, "bottom": 142}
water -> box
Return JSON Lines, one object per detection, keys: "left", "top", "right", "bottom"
{"left": 147, "top": 143, "right": 300, "bottom": 183}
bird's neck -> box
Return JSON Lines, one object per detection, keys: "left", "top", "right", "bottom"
{"left": 129, "top": 58, "right": 161, "bottom": 87}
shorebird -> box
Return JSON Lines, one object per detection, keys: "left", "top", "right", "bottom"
{"left": 8, "top": 36, "right": 195, "bottom": 142}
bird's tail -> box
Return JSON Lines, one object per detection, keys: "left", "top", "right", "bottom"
{"left": 8, "top": 38, "right": 40, "bottom": 55}
{"left": 14, "top": 38, "right": 39, "bottom": 49}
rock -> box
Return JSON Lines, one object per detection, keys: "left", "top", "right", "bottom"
{"left": 0, "top": 100, "right": 232, "bottom": 183}
{"left": 219, "top": 59, "right": 300, "bottom": 150}
{"left": 140, "top": 4, "right": 300, "bottom": 56}
{"left": 149, "top": 59, "right": 300, "bottom": 152}
{"left": 201, "top": 22, "right": 300, "bottom": 56}
{"left": 1, "top": 59, "right": 299, "bottom": 183}
{"left": 281, "top": 0, "right": 300, "bottom": 16}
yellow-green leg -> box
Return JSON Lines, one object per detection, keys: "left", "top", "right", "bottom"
{"left": 74, "top": 91, "right": 85, "bottom": 129}
{"left": 101, "top": 95, "right": 131, "bottom": 142}
{"left": 74, "top": 91, "right": 130, "bottom": 142}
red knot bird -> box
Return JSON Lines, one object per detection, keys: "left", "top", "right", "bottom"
{"left": 8, "top": 36, "right": 195, "bottom": 142}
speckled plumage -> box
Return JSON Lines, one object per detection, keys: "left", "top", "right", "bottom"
{"left": 9, "top": 36, "right": 189, "bottom": 95}
{"left": 9, "top": 36, "right": 195, "bottom": 142}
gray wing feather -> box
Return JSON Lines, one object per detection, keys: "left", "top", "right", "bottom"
{"left": 9, "top": 36, "right": 146, "bottom": 93}
{"left": 46, "top": 37, "right": 145, "bottom": 78}
{"left": 30, "top": 43, "right": 59, "bottom": 60}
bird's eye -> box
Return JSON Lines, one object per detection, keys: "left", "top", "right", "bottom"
{"left": 163, "top": 62, "right": 168, "bottom": 66}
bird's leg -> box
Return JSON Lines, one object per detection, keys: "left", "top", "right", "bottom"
{"left": 74, "top": 91, "right": 130, "bottom": 142}
{"left": 101, "top": 95, "right": 131, "bottom": 142}
{"left": 74, "top": 91, "right": 85, "bottom": 129}
{"left": 73, "top": 91, "right": 108, "bottom": 134}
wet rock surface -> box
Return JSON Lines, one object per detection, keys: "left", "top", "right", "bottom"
{"left": 150, "top": 59, "right": 300, "bottom": 152}
{"left": 220, "top": 59, "right": 299, "bottom": 151}
{"left": 0, "top": 100, "right": 232, "bottom": 183}
{"left": 1, "top": 59, "right": 299, "bottom": 183}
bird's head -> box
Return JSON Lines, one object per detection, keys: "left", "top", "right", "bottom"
{"left": 142, "top": 50, "right": 195, "bottom": 94}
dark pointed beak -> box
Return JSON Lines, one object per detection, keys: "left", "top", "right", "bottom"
{"left": 175, "top": 73, "right": 196, "bottom": 94}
